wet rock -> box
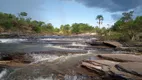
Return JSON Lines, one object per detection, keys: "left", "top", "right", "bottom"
{"left": 86, "top": 40, "right": 123, "bottom": 49}
{"left": 81, "top": 60, "right": 119, "bottom": 71}
{"left": 81, "top": 61, "right": 106, "bottom": 76}
{"left": 86, "top": 41, "right": 104, "bottom": 46}
{"left": 115, "top": 62, "right": 142, "bottom": 77}
{"left": 103, "top": 41, "right": 123, "bottom": 48}
{"left": 97, "top": 54, "right": 142, "bottom": 62}
{"left": 80, "top": 60, "right": 120, "bottom": 76}
{"left": 0, "top": 52, "right": 33, "bottom": 64}
{"left": 80, "top": 59, "right": 142, "bottom": 80}
{"left": 118, "top": 47, "right": 142, "bottom": 52}
{"left": 1, "top": 56, "right": 13, "bottom": 61}
{"left": 80, "top": 60, "right": 131, "bottom": 80}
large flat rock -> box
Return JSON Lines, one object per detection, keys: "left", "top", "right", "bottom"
{"left": 81, "top": 60, "right": 119, "bottom": 75}
{"left": 110, "top": 64, "right": 142, "bottom": 80}
{"left": 81, "top": 60, "right": 142, "bottom": 79}
{"left": 103, "top": 41, "right": 123, "bottom": 48}
{"left": 97, "top": 54, "right": 142, "bottom": 62}
{"left": 115, "top": 62, "right": 142, "bottom": 77}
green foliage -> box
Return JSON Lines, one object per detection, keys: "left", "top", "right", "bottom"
{"left": 33, "top": 26, "right": 41, "bottom": 33}
{"left": 54, "top": 28, "right": 60, "bottom": 33}
{"left": 121, "top": 11, "right": 134, "bottom": 22}
{"left": 103, "top": 32, "right": 122, "bottom": 41}
{"left": 19, "top": 12, "right": 27, "bottom": 17}
{"left": 0, "top": 11, "right": 141, "bottom": 38}
{"left": 60, "top": 24, "right": 71, "bottom": 35}
{"left": 0, "top": 12, "right": 55, "bottom": 34}
{"left": 71, "top": 23, "right": 80, "bottom": 34}
{"left": 71, "top": 23, "right": 94, "bottom": 34}
{"left": 111, "top": 11, "right": 142, "bottom": 41}
{"left": 46, "top": 23, "right": 54, "bottom": 31}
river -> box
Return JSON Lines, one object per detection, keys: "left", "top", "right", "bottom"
{"left": 0, "top": 36, "right": 115, "bottom": 80}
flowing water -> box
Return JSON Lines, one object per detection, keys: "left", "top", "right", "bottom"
{"left": 0, "top": 36, "right": 113, "bottom": 80}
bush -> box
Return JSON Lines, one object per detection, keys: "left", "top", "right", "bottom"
{"left": 102, "top": 32, "right": 122, "bottom": 41}
{"left": 119, "top": 35, "right": 131, "bottom": 42}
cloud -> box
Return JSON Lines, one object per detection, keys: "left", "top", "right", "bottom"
{"left": 75, "top": 0, "right": 142, "bottom": 12}
{"left": 75, "top": 0, "right": 142, "bottom": 20}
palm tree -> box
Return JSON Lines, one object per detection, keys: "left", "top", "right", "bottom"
{"left": 96, "top": 15, "right": 104, "bottom": 28}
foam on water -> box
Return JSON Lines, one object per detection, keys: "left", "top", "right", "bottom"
{"left": 0, "top": 69, "right": 7, "bottom": 79}
{"left": 31, "top": 54, "right": 60, "bottom": 63}
{"left": 40, "top": 38, "right": 82, "bottom": 40}
{"left": 71, "top": 42, "right": 87, "bottom": 46}
{"left": 44, "top": 45, "right": 83, "bottom": 50}
{"left": 0, "top": 39, "right": 26, "bottom": 43}
{"left": 34, "top": 76, "right": 53, "bottom": 80}
{"left": 33, "top": 75, "right": 79, "bottom": 80}
{"left": 31, "top": 50, "right": 96, "bottom": 64}
{"left": 29, "top": 74, "right": 97, "bottom": 80}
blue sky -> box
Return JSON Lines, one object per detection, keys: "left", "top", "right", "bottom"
{"left": 0, "top": 0, "right": 142, "bottom": 27}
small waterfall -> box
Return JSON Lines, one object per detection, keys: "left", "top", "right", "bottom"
{"left": 87, "top": 50, "right": 97, "bottom": 54}
{"left": 30, "top": 51, "right": 94, "bottom": 64}
{"left": 30, "top": 54, "right": 61, "bottom": 63}
{"left": 0, "top": 36, "right": 103, "bottom": 80}
{"left": 44, "top": 45, "right": 83, "bottom": 50}
{"left": 71, "top": 42, "right": 87, "bottom": 46}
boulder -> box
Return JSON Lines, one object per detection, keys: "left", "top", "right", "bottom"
{"left": 97, "top": 54, "right": 142, "bottom": 62}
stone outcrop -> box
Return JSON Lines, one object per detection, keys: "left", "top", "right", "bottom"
{"left": 115, "top": 62, "right": 142, "bottom": 77}
{"left": 103, "top": 41, "right": 123, "bottom": 48}
{"left": 97, "top": 54, "right": 142, "bottom": 62}
{"left": 86, "top": 40, "right": 123, "bottom": 49}
{"left": 0, "top": 53, "right": 33, "bottom": 64}
{"left": 80, "top": 54, "right": 142, "bottom": 79}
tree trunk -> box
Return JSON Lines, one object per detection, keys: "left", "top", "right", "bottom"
{"left": 99, "top": 19, "right": 100, "bottom": 28}
{"left": 131, "top": 35, "right": 135, "bottom": 41}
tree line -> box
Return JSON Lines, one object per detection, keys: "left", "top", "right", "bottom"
{"left": 0, "top": 12, "right": 105, "bottom": 35}
{"left": 0, "top": 11, "right": 141, "bottom": 41}
{"left": 94, "top": 11, "right": 142, "bottom": 41}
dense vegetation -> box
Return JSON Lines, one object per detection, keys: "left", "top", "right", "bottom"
{"left": 0, "top": 12, "right": 101, "bottom": 35}
{"left": 0, "top": 11, "right": 141, "bottom": 41}
{"left": 110, "top": 11, "right": 142, "bottom": 41}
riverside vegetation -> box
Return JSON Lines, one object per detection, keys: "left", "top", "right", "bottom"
{"left": 0, "top": 11, "right": 142, "bottom": 80}
{"left": 0, "top": 11, "right": 142, "bottom": 42}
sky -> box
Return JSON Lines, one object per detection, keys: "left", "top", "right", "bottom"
{"left": 0, "top": 0, "right": 142, "bottom": 28}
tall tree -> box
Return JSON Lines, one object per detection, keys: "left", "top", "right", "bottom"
{"left": 112, "top": 11, "right": 142, "bottom": 41}
{"left": 19, "top": 12, "right": 28, "bottom": 20}
{"left": 19, "top": 12, "right": 27, "bottom": 17}
{"left": 96, "top": 15, "right": 104, "bottom": 28}
{"left": 121, "top": 11, "right": 134, "bottom": 22}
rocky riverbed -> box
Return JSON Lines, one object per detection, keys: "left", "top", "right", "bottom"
{"left": 0, "top": 36, "right": 141, "bottom": 80}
